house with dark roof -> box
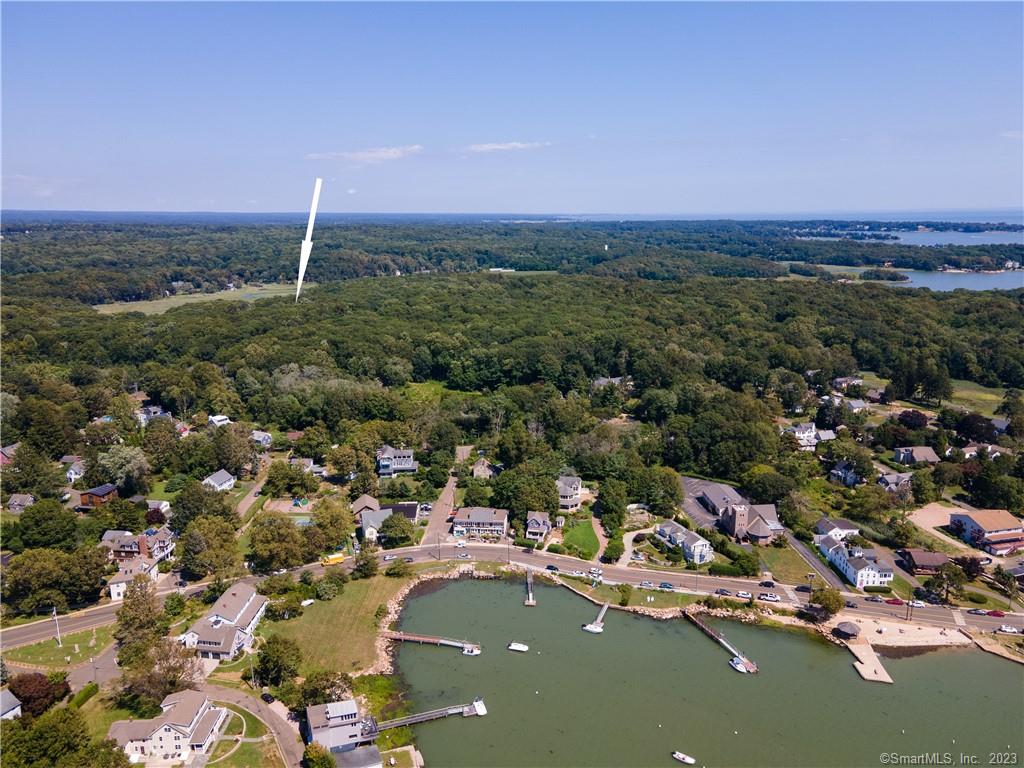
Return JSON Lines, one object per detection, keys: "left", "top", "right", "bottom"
{"left": 814, "top": 517, "right": 860, "bottom": 541}
{"left": 525, "top": 511, "right": 552, "bottom": 541}
{"left": 899, "top": 548, "right": 950, "bottom": 575}
{"left": 991, "top": 417, "right": 1010, "bottom": 435}
{"left": 697, "top": 483, "right": 746, "bottom": 516}
{"left": 878, "top": 471, "right": 914, "bottom": 492}
{"left": 108, "top": 689, "right": 226, "bottom": 764}
{"left": 6, "top": 493, "right": 35, "bottom": 515}
{"left": 0, "top": 443, "right": 19, "bottom": 466}
{"left": 1, "top": 689, "right": 22, "bottom": 720}
{"left": 81, "top": 483, "right": 118, "bottom": 507}
{"left": 180, "top": 583, "right": 268, "bottom": 660}
{"left": 452, "top": 507, "right": 508, "bottom": 539}
{"left": 829, "top": 460, "right": 861, "bottom": 487}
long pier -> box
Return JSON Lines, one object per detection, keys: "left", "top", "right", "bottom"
{"left": 378, "top": 698, "right": 487, "bottom": 730}
{"left": 382, "top": 631, "right": 481, "bottom": 655}
{"left": 524, "top": 570, "right": 536, "bottom": 606}
{"left": 684, "top": 611, "right": 758, "bottom": 673}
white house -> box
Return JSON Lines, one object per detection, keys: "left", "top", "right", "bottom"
{"left": 251, "top": 430, "right": 273, "bottom": 449}
{"left": 61, "top": 454, "right": 86, "bottom": 484}
{"left": 180, "top": 583, "right": 268, "bottom": 660}
{"left": 1, "top": 689, "right": 22, "bottom": 720}
{"left": 306, "top": 698, "right": 379, "bottom": 754}
{"left": 655, "top": 520, "right": 715, "bottom": 564}
{"left": 557, "top": 475, "right": 582, "bottom": 512}
{"left": 816, "top": 528, "right": 893, "bottom": 589}
{"left": 376, "top": 445, "right": 418, "bottom": 478}
{"left": 525, "top": 511, "right": 552, "bottom": 541}
{"left": 202, "top": 469, "right": 236, "bottom": 492}
{"left": 108, "top": 689, "right": 226, "bottom": 765}
{"left": 950, "top": 510, "right": 1024, "bottom": 556}
{"left": 452, "top": 507, "right": 509, "bottom": 539}
{"left": 108, "top": 557, "right": 159, "bottom": 601}
{"left": 207, "top": 414, "right": 231, "bottom": 428}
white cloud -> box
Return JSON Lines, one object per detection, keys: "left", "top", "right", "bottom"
{"left": 999, "top": 130, "right": 1023, "bottom": 140}
{"left": 467, "top": 141, "right": 549, "bottom": 153}
{"left": 305, "top": 144, "right": 424, "bottom": 164}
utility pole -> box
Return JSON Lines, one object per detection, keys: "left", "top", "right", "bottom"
{"left": 52, "top": 606, "right": 63, "bottom": 648}
{"left": 249, "top": 651, "right": 257, "bottom": 690}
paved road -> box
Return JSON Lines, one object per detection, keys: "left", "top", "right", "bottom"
{"left": 423, "top": 474, "right": 456, "bottom": 548}
{"left": 202, "top": 683, "right": 304, "bottom": 768}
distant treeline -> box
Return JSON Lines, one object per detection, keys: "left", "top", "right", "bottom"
{"left": 1, "top": 219, "right": 1021, "bottom": 304}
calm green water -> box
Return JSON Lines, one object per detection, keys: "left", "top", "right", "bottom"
{"left": 396, "top": 579, "right": 1023, "bottom": 768}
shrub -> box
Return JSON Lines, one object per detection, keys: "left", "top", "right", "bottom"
{"left": 966, "top": 592, "right": 987, "bottom": 604}
{"left": 164, "top": 474, "right": 190, "bottom": 493}
{"left": 546, "top": 543, "right": 565, "bottom": 554}
{"left": 617, "top": 583, "right": 633, "bottom": 607}
{"left": 708, "top": 563, "right": 743, "bottom": 577}
{"left": 864, "top": 585, "right": 892, "bottom": 593}
{"left": 632, "top": 533, "right": 647, "bottom": 544}
{"left": 315, "top": 580, "right": 339, "bottom": 601}
{"left": 514, "top": 537, "right": 536, "bottom": 550}
{"left": 69, "top": 682, "right": 98, "bottom": 709}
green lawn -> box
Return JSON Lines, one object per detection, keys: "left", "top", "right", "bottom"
{"left": 859, "top": 371, "right": 1005, "bottom": 417}
{"left": 399, "top": 380, "right": 479, "bottom": 407}
{"left": 148, "top": 479, "right": 179, "bottom": 502}
{"left": 562, "top": 516, "right": 600, "bottom": 561}
{"left": 94, "top": 283, "right": 296, "bottom": 315}
{"left": 454, "top": 486, "right": 467, "bottom": 507}
{"left": 77, "top": 694, "right": 135, "bottom": 743}
{"left": 381, "top": 749, "right": 416, "bottom": 768}
{"left": 259, "top": 574, "right": 413, "bottom": 674}
{"left": 758, "top": 544, "right": 817, "bottom": 584}
{"left": 209, "top": 738, "right": 283, "bottom": 768}
{"left": 5, "top": 625, "right": 114, "bottom": 668}
{"left": 352, "top": 674, "right": 412, "bottom": 749}
{"left": 220, "top": 702, "right": 268, "bottom": 738}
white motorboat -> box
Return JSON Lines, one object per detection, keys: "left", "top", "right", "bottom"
{"left": 462, "top": 645, "right": 481, "bottom": 656}
{"left": 581, "top": 623, "right": 604, "bottom": 634}
{"left": 672, "top": 751, "right": 696, "bottom": 765}
{"left": 729, "top": 656, "right": 749, "bottom": 673}
{"left": 508, "top": 642, "right": 529, "bottom": 652}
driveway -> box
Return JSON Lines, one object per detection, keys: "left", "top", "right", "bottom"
{"left": 423, "top": 474, "right": 456, "bottom": 547}
{"left": 617, "top": 526, "right": 655, "bottom": 566}
{"left": 455, "top": 445, "right": 474, "bottom": 463}
{"left": 784, "top": 531, "right": 845, "bottom": 590}
{"left": 202, "top": 683, "right": 304, "bottom": 768}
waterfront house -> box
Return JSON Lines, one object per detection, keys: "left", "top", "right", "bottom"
{"left": 6, "top": 493, "right": 35, "bottom": 514}
{"left": 207, "top": 414, "right": 231, "bottom": 428}
{"left": 306, "top": 698, "right": 379, "bottom": 754}
{"left": 557, "top": 475, "right": 582, "bottom": 512}
{"left": 375, "top": 445, "right": 418, "bottom": 478}
{"left": 202, "top": 469, "right": 236, "bottom": 492}
{"left": 814, "top": 517, "right": 860, "bottom": 541}
{"left": 655, "top": 521, "right": 714, "bottom": 563}
{"left": 722, "top": 504, "right": 784, "bottom": 545}
{"left": 697, "top": 483, "right": 746, "bottom": 516}
{"left": 829, "top": 459, "right": 861, "bottom": 487}
{"left": 1, "top": 689, "right": 22, "bottom": 720}
{"left": 894, "top": 446, "right": 940, "bottom": 465}
{"left": 525, "top": 510, "right": 552, "bottom": 541}
{"left": 101, "top": 525, "right": 176, "bottom": 563}
{"left": 818, "top": 532, "right": 893, "bottom": 589}
{"left": 108, "top": 556, "right": 159, "bottom": 601}
{"left": 877, "top": 471, "right": 914, "bottom": 492}
{"left": 899, "top": 548, "right": 950, "bottom": 575}
{"left": 452, "top": 507, "right": 509, "bottom": 540}
{"left": 81, "top": 483, "right": 118, "bottom": 507}
{"left": 251, "top": 430, "right": 273, "bottom": 449}
{"left": 949, "top": 510, "right": 1024, "bottom": 556}
{"left": 180, "top": 583, "right": 268, "bottom": 660}
{"left": 109, "top": 689, "right": 226, "bottom": 765}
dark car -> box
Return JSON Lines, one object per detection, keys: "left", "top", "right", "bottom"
{"left": 844, "top": 600, "right": 857, "bottom": 609}
{"left": 404, "top": 557, "right": 414, "bottom": 563}
{"left": 987, "top": 610, "right": 1007, "bottom": 618}
{"left": 659, "top": 582, "right": 675, "bottom": 590}
{"left": 968, "top": 608, "right": 989, "bottom": 615}
{"left": 260, "top": 693, "right": 275, "bottom": 703}
{"left": 715, "top": 588, "right": 732, "bottom": 596}
{"left": 865, "top": 596, "right": 885, "bottom": 603}
{"left": 546, "top": 565, "right": 559, "bottom": 573}
{"left": 795, "top": 585, "right": 812, "bottom": 593}
{"left": 759, "top": 580, "right": 775, "bottom": 588}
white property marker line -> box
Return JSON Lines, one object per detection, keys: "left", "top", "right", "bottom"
{"left": 295, "top": 177, "right": 323, "bottom": 301}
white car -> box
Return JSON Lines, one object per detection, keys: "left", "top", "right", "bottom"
{"left": 998, "top": 625, "right": 1020, "bottom": 634}
{"left": 383, "top": 555, "right": 397, "bottom": 562}
{"left": 589, "top": 567, "right": 603, "bottom": 576}
{"left": 571, "top": 569, "right": 586, "bottom": 577}
{"left": 455, "top": 540, "right": 466, "bottom": 548}
{"left": 640, "top": 580, "right": 655, "bottom": 589}
{"left": 758, "top": 593, "right": 781, "bottom": 603}
{"left": 908, "top": 600, "right": 926, "bottom": 608}
{"left": 736, "top": 591, "right": 752, "bottom": 600}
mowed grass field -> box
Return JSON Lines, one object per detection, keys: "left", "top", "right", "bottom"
{"left": 94, "top": 283, "right": 295, "bottom": 315}
{"left": 5, "top": 625, "right": 114, "bottom": 668}
{"left": 561, "top": 515, "right": 600, "bottom": 560}
{"left": 859, "top": 371, "right": 1005, "bottom": 417}
{"left": 259, "top": 574, "right": 413, "bottom": 674}
{"left": 757, "top": 544, "right": 817, "bottom": 585}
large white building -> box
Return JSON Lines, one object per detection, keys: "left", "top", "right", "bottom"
{"left": 108, "top": 690, "right": 226, "bottom": 765}
{"left": 180, "top": 583, "right": 268, "bottom": 660}
{"left": 950, "top": 510, "right": 1024, "bottom": 556}
{"left": 815, "top": 522, "right": 893, "bottom": 590}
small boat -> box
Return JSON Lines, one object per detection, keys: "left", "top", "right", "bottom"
{"left": 672, "top": 751, "right": 696, "bottom": 765}
{"left": 581, "top": 623, "right": 604, "bottom": 634}
{"left": 508, "top": 642, "right": 529, "bottom": 652}
{"left": 729, "top": 656, "right": 749, "bottom": 673}
{"left": 462, "top": 645, "right": 481, "bottom": 656}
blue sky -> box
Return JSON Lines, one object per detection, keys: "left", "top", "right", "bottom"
{"left": 2, "top": 2, "right": 1022, "bottom": 214}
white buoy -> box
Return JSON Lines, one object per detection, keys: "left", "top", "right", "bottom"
{"left": 535, "top": 691, "right": 539, "bottom": 695}
{"left": 734, "top": 731, "right": 739, "bottom": 735}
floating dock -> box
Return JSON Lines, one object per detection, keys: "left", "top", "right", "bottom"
{"left": 524, "top": 570, "right": 536, "bottom": 606}
{"left": 845, "top": 638, "right": 894, "bottom": 684}
{"left": 684, "top": 611, "right": 758, "bottom": 673}
{"left": 377, "top": 698, "right": 487, "bottom": 730}
{"left": 583, "top": 602, "right": 610, "bottom": 633}
{"left": 382, "top": 630, "right": 481, "bottom": 656}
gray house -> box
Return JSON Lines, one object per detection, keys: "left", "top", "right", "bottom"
{"left": 1, "top": 688, "right": 22, "bottom": 720}
{"left": 697, "top": 483, "right": 745, "bottom": 516}
{"left": 525, "top": 511, "right": 552, "bottom": 541}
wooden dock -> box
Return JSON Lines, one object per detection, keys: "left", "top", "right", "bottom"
{"left": 382, "top": 631, "right": 481, "bottom": 655}
{"left": 684, "top": 611, "right": 758, "bottom": 673}
{"left": 378, "top": 698, "right": 487, "bottom": 730}
{"left": 524, "top": 570, "right": 536, "bottom": 606}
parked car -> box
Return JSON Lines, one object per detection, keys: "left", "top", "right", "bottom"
{"left": 455, "top": 540, "right": 466, "bottom": 548}
{"left": 795, "top": 585, "right": 812, "bottom": 593}
{"left": 403, "top": 557, "right": 414, "bottom": 563}
{"left": 968, "top": 608, "right": 989, "bottom": 615}
{"left": 715, "top": 588, "right": 732, "bottom": 596}
{"left": 640, "top": 580, "right": 655, "bottom": 589}
{"left": 546, "top": 565, "right": 560, "bottom": 572}
{"left": 908, "top": 600, "right": 926, "bottom": 608}
{"left": 421, "top": 503, "right": 432, "bottom": 511}
{"left": 997, "top": 625, "right": 1020, "bottom": 634}
{"left": 865, "top": 596, "right": 885, "bottom": 603}
{"left": 383, "top": 555, "right": 397, "bottom": 561}
{"left": 659, "top": 582, "right": 674, "bottom": 591}
{"left": 571, "top": 569, "right": 586, "bottom": 577}
{"left": 736, "top": 591, "right": 752, "bottom": 600}
{"left": 758, "top": 593, "right": 781, "bottom": 602}
{"left": 260, "top": 693, "right": 275, "bottom": 703}
{"left": 456, "top": 553, "right": 471, "bottom": 559}
{"left": 589, "top": 567, "right": 604, "bottom": 576}
{"left": 884, "top": 597, "right": 904, "bottom": 605}
{"left": 844, "top": 600, "right": 857, "bottom": 609}
{"left": 759, "top": 580, "right": 775, "bottom": 588}
{"left": 987, "top": 610, "right": 1007, "bottom": 618}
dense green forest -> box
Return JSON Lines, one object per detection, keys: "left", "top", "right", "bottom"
{"left": 2, "top": 218, "right": 1020, "bottom": 304}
